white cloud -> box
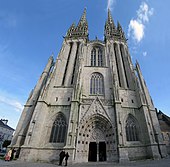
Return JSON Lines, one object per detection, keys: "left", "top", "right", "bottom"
{"left": 0, "top": 95, "right": 23, "bottom": 112}
{"left": 128, "top": 19, "right": 144, "bottom": 43}
{"left": 128, "top": 1, "right": 153, "bottom": 43}
{"left": 137, "top": 2, "right": 154, "bottom": 23}
{"left": 143, "top": 51, "right": 147, "bottom": 57}
{"left": 107, "top": 0, "right": 116, "bottom": 11}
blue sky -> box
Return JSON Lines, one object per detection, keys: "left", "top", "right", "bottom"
{"left": 0, "top": 0, "right": 170, "bottom": 129}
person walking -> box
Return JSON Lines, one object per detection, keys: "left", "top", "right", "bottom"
{"left": 59, "top": 150, "right": 65, "bottom": 166}
{"left": 65, "top": 152, "right": 69, "bottom": 166}
{"left": 5, "top": 149, "right": 12, "bottom": 161}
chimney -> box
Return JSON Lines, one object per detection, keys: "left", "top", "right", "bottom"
{"left": 1, "top": 119, "right": 8, "bottom": 125}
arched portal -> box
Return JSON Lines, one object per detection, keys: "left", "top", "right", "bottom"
{"left": 77, "top": 114, "right": 116, "bottom": 162}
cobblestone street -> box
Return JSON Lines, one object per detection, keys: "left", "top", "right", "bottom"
{"left": 0, "top": 158, "right": 170, "bottom": 167}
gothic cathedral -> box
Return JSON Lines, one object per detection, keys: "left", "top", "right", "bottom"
{"left": 10, "top": 9, "right": 167, "bottom": 163}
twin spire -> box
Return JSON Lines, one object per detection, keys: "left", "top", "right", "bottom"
{"left": 66, "top": 8, "right": 126, "bottom": 41}
{"left": 66, "top": 8, "right": 88, "bottom": 39}
{"left": 105, "top": 9, "right": 126, "bottom": 41}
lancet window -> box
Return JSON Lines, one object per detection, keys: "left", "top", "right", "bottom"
{"left": 125, "top": 115, "right": 139, "bottom": 141}
{"left": 91, "top": 47, "right": 104, "bottom": 66}
{"left": 49, "top": 113, "right": 67, "bottom": 143}
{"left": 90, "top": 73, "right": 104, "bottom": 95}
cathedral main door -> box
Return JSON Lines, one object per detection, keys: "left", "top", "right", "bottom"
{"left": 88, "top": 141, "right": 106, "bottom": 162}
{"left": 77, "top": 114, "right": 115, "bottom": 162}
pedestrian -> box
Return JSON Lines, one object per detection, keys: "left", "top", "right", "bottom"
{"left": 5, "top": 149, "right": 12, "bottom": 161}
{"left": 11, "top": 148, "right": 16, "bottom": 160}
{"left": 65, "top": 152, "right": 69, "bottom": 166}
{"left": 59, "top": 150, "right": 65, "bottom": 166}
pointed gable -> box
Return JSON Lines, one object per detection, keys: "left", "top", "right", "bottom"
{"left": 80, "top": 97, "right": 111, "bottom": 124}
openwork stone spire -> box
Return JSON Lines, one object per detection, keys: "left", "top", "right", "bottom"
{"left": 117, "top": 21, "right": 126, "bottom": 39}
{"left": 77, "top": 8, "right": 87, "bottom": 26}
{"left": 104, "top": 9, "right": 126, "bottom": 41}
{"left": 66, "top": 8, "right": 88, "bottom": 39}
{"left": 107, "top": 9, "right": 115, "bottom": 27}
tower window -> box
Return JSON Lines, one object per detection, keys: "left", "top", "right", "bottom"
{"left": 91, "top": 48, "right": 96, "bottom": 66}
{"left": 125, "top": 115, "right": 139, "bottom": 141}
{"left": 90, "top": 73, "right": 104, "bottom": 95}
{"left": 98, "top": 48, "right": 103, "bottom": 66}
{"left": 49, "top": 113, "right": 67, "bottom": 143}
{"left": 91, "top": 47, "right": 104, "bottom": 66}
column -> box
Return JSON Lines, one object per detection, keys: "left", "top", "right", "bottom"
{"left": 64, "top": 42, "right": 78, "bottom": 86}
{"left": 121, "top": 44, "right": 135, "bottom": 90}
{"left": 115, "top": 43, "right": 128, "bottom": 88}
{"left": 111, "top": 42, "right": 120, "bottom": 86}
{"left": 55, "top": 42, "right": 71, "bottom": 86}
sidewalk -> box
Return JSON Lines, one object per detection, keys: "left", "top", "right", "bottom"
{"left": 0, "top": 158, "right": 170, "bottom": 167}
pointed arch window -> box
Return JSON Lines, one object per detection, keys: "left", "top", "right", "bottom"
{"left": 91, "top": 47, "right": 104, "bottom": 67}
{"left": 125, "top": 115, "right": 139, "bottom": 141}
{"left": 98, "top": 48, "right": 103, "bottom": 66}
{"left": 49, "top": 113, "right": 67, "bottom": 143}
{"left": 90, "top": 73, "right": 104, "bottom": 95}
{"left": 91, "top": 48, "right": 96, "bottom": 66}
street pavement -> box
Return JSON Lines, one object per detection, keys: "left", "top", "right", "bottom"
{"left": 0, "top": 158, "right": 170, "bottom": 167}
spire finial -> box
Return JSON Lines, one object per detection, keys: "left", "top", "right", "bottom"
{"left": 78, "top": 8, "right": 87, "bottom": 25}
{"left": 117, "top": 21, "right": 122, "bottom": 29}
{"left": 66, "top": 8, "right": 88, "bottom": 39}
{"left": 108, "top": 8, "right": 114, "bottom": 24}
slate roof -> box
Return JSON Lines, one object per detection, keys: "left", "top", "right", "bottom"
{"left": 0, "top": 120, "right": 15, "bottom": 131}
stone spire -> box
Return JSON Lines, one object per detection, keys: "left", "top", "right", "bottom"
{"left": 104, "top": 9, "right": 116, "bottom": 40}
{"left": 66, "top": 8, "right": 88, "bottom": 39}
{"left": 77, "top": 8, "right": 87, "bottom": 26}
{"left": 66, "top": 23, "right": 76, "bottom": 37}
{"left": 104, "top": 9, "right": 126, "bottom": 41}
{"left": 117, "top": 21, "right": 122, "bottom": 31}
{"left": 117, "top": 21, "right": 126, "bottom": 40}
{"left": 107, "top": 8, "right": 115, "bottom": 27}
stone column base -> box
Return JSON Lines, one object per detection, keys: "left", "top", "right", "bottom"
{"left": 118, "top": 147, "right": 129, "bottom": 163}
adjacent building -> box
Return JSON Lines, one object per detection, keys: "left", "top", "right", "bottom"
{"left": 0, "top": 119, "right": 14, "bottom": 149}
{"left": 157, "top": 109, "right": 170, "bottom": 154}
{"left": 10, "top": 9, "right": 168, "bottom": 163}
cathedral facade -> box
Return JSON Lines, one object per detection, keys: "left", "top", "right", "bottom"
{"left": 10, "top": 9, "right": 167, "bottom": 163}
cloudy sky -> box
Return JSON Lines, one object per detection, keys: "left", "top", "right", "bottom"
{"left": 0, "top": 0, "right": 170, "bottom": 129}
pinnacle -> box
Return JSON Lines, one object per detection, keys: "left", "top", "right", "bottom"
{"left": 78, "top": 8, "right": 87, "bottom": 25}
{"left": 117, "top": 21, "right": 122, "bottom": 30}
{"left": 107, "top": 8, "right": 114, "bottom": 26}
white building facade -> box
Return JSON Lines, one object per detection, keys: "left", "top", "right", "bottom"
{"left": 10, "top": 9, "right": 167, "bottom": 163}
{"left": 0, "top": 119, "right": 14, "bottom": 149}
